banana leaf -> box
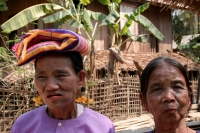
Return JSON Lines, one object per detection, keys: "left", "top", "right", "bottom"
{"left": 128, "top": 34, "right": 148, "bottom": 43}
{"left": 54, "top": 17, "right": 69, "bottom": 28}
{"left": 178, "top": 43, "right": 200, "bottom": 50}
{"left": 131, "top": 34, "right": 148, "bottom": 43}
{"left": 46, "top": 0, "right": 70, "bottom": 8}
{"left": 80, "top": 0, "right": 94, "bottom": 5}
{"left": 82, "top": 8, "right": 93, "bottom": 31}
{"left": 193, "top": 43, "right": 200, "bottom": 49}
{"left": 43, "top": 10, "right": 75, "bottom": 23}
{"left": 112, "top": 0, "right": 121, "bottom": 3}
{"left": 100, "top": 10, "right": 119, "bottom": 26}
{"left": 1, "top": 3, "right": 62, "bottom": 33}
{"left": 120, "top": 2, "right": 150, "bottom": 36}
{"left": 69, "top": 18, "right": 83, "bottom": 28}
{"left": 133, "top": 2, "right": 149, "bottom": 16}
{"left": 89, "top": 11, "right": 107, "bottom": 22}
{"left": 98, "top": 0, "right": 111, "bottom": 5}
{"left": 108, "top": 2, "right": 119, "bottom": 11}
{"left": 133, "top": 15, "right": 164, "bottom": 41}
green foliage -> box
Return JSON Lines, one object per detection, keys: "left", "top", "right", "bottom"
{"left": 112, "top": 0, "right": 121, "bottom": 3}
{"left": 0, "top": 34, "right": 16, "bottom": 63}
{"left": 0, "top": 0, "right": 8, "bottom": 12}
{"left": 172, "top": 10, "right": 191, "bottom": 44}
{"left": 127, "top": 33, "right": 148, "bottom": 43}
{"left": 80, "top": 0, "right": 94, "bottom": 5}
{"left": 100, "top": 10, "right": 120, "bottom": 27}
{"left": 133, "top": 15, "right": 164, "bottom": 41}
{"left": 86, "top": 80, "right": 97, "bottom": 87}
{"left": 120, "top": 2, "right": 150, "bottom": 35}
{"left": 0, "top": 0, "right": 164, "bottom": 77}
{"left": 98, "top": 0, "right": 111, "bottom": 5}
{"left": 98, "top": 0, "right": 121, "bottom": 5}
{"left": 0, "top": 0, "right": 110, "bottom": 77}
{"left": 172, "top": 10, "right": 200, "bottom": 44}
{"left": 100, "top": 2, "right": 163, "bottom": 49}
{"left": 0, "top": 47, "right": 9, "bottom": 61}
{"left": 43, "top": 10, "right": 73, "bottom": 23}
{"left": 178, "top": 35, "right": 200, "bottom": 63}
{"left": 1, "top": 3, "right": 62, "bottom": 33}
{"left": 82, "top": 8, "right": 94, "bottom": 31}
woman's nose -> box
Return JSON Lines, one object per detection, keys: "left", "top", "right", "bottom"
{"left": 161, "top": 90, "right": 175, "bottom": 103}
{"left": 45, "top": 78, "right": 59, "bottom": 90}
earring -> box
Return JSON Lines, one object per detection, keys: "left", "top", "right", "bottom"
{"left": 80, "top": 86, "right": 86, "bottom": 95}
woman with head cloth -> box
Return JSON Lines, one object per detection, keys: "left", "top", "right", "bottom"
{"left": 140, "top": 56, "right": 200, "bottom": 133}
{"left": 10, "top": 29, "right": 115, "bottom": 133}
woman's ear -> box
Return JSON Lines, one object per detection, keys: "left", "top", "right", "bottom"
{"left": 139, "top": 93, "right": 149, "bottom": 112}
{"left": 187, "top": 86, "right": 192, "bottom": 108}
{"left": 78, "top": 70, "right": 86, "bottom": 86}
{"left": 189, "top": 86, "right": 193, "bottom": 91}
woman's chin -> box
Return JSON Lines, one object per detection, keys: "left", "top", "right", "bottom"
{"left": 45, "top": 100, "right": 74, "bottom": 109}
{"left": 156, "top": 114, "right": 182, "bottom": 125}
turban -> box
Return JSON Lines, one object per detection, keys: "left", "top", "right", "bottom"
{"left": 12, "top": 29, "right": 90, "bottom": 66}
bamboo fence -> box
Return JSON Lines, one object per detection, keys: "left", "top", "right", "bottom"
{"left": 0, "top": 75, "right": 199, "bottom": 132}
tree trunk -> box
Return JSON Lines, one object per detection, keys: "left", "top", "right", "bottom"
{"left": 89, "top": 40, "right": 95, "bottom": 79}
{"left": 197, "top": 73, "right": 200, "bottom": 111}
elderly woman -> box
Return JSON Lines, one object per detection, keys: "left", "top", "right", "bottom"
{"left": 10, "top": 29, "right": 115, "bottom": 133}
{"left": 140, "top": 56, "right": 200, "bottom": 133}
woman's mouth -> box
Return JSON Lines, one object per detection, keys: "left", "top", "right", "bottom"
{"left": 164, "top": 109, "right": 177, "bottom": 113}
{"left": 47, "top": 94, "right": 62, "bottom": 99}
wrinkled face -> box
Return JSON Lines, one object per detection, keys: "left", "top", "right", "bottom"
{"left": 143, "top": 63, "right": 191, "bottom": 125}
{"left": 34, "top": 53, "right": 85, "bottom": 110}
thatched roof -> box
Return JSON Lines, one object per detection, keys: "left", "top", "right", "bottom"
{"left": 150, "top": 0, "right": 200, "bottom": 15}
{"left": 85, "top": 50, "right": 200, "bottom": 72}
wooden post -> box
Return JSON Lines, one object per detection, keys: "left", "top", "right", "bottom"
{"left": 197, "top": 72, "right": 200, "bottom": 112}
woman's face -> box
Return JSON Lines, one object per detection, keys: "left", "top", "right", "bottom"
{"left": 142, "top": 63, "right": 191, "bottom": 125}
{"left": 34, "top": 53, "right": 85, "bottom": 110}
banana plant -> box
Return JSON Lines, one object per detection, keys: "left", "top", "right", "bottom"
{"left": 1, "top": 3, "right": 62, "bottom": 33}
{"left": 0, "top": 0, "right": 107, "bottom": 78}
{"left": 98, "top": 1, "right": 164, "bottom": 63}
{"left": 0, "top": 0, "right": 164, "bottom": 78}
{"left": 97, "top": 1, "right": 164, "bottom": 76}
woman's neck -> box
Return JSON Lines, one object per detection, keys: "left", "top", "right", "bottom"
{"left": 154, "top": 126, "right": 196, "bottom": 133}
{"left": 47, "top": 102, "right": 77, "bottom": 120}
{"left": 154, "top": 119, "right": 188, "bottom": 133}
{"left": 154, "top": 126, "right": 188, "bottom": 133}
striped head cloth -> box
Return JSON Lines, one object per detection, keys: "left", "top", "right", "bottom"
{"left": 12, "top": 29, "right": 90, "bottom": 66}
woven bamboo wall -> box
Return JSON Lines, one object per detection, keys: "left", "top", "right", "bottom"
{"left": 191, "top": 79, "right": 199, "bottom": 103}
{"left": 0, "top": 76, "right": 199, "bottom": 132}
{"left": 0, "top": 77, "right": 37, "bottom": 132}
{"left": 88, "top": 76, "right": 146, "bottom": 122}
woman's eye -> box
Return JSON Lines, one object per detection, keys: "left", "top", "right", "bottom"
{"left": 37, "top": 76, "right": 46, "bottom": 79}
{"left": 56, "top": 73, "right": 67, "bottom": 77}
{"left": 173, "top": 84, "right": 184, "bottom": 89}
{"left": 151, "top": 87, "right": 161, "bottom": 92}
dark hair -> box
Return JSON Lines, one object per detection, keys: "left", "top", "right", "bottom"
{"left": 34, "top": 51, "right": 83, "bottom": 74}
{"left": 140, "top": 56, "right": 193, "bottom": 103}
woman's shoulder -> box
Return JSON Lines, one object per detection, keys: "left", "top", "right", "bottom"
{"left": 78, "top": 108, "right": 115, "bottom": 132}
{"left": 10, "top": 106, "right": 47, "bottom": 133}
{"left": 79, "top": 108, "right": 114, "bottom": 127}
{"left": 84, "top": 108, "right": 112, "bottom": 121}
{"left": 15, "top": 105, "right": 46, "bottom": 123}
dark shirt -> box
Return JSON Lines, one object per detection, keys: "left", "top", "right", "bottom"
{"left": 148, "top": 130, "right": 200, "bottom": 133}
